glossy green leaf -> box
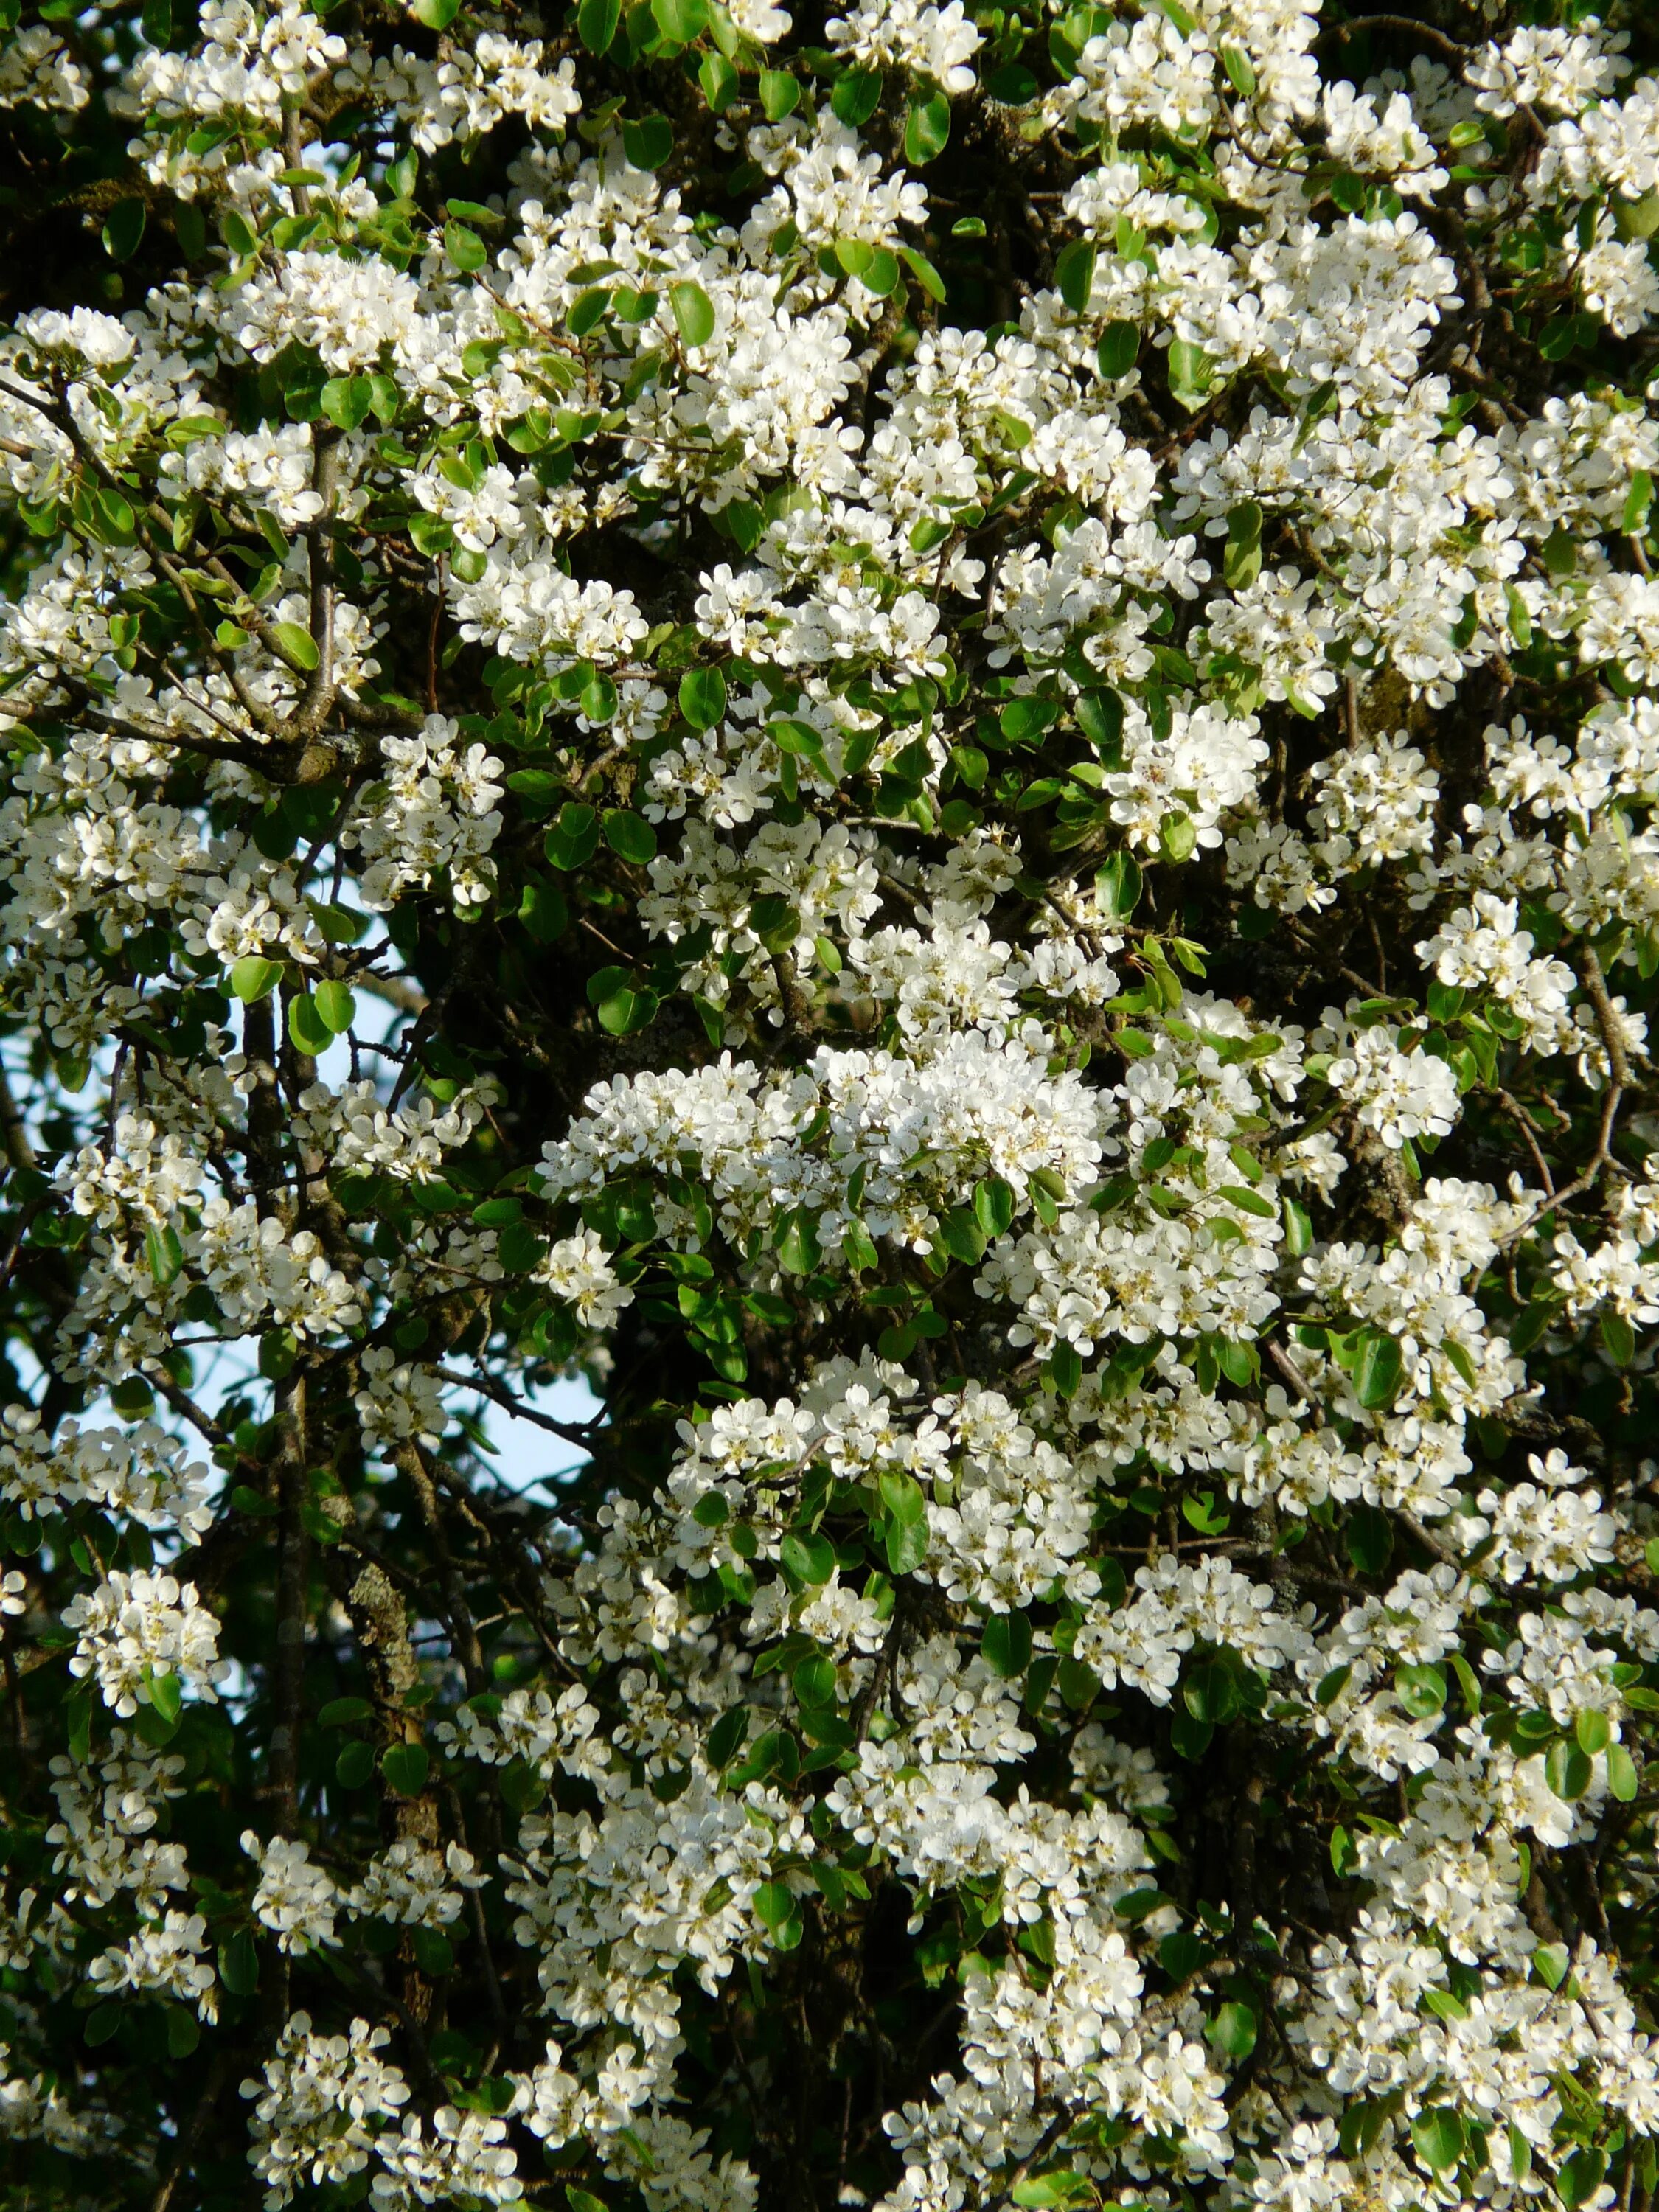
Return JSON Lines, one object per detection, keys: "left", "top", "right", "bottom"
{"left": 445, "top": 221, "right": 487, "bottom": 272}
{"left": 313, "top": 979, "right": 356, "bottom": 1034}
{"left": 102, "top": 199, "right": 147, "bottom": 262}
{"left": 1354, "top": 1332, "right": 1404, "bottom": 1410}
{"left": 669, "top": 281, "right": 716, "bottom": 347}
{"left": 382, "top": 1742, "right": 431, "bottom": 1796}
{"left": 832, "top": 69, "right": 882, "bottom": 126}
{"left": 287, "top": 992, "right": 333, "bottom": 1057}
{"left": 230, "top": 955, "right": 283, "bottom": 1002}
{"left": 904, "top": 92, "right": 951, "bottom": 164}
{"left": 679, "top": 663, "right": 728, "bottom": 728}
{"left": 603, "top": 810, "right": 658, "bottom": 864}
{"left": 1411, "top": 2109, "right": 1464, "bottom": 2174}
{"left": 1054, "top": 239, "right": 1096, "bottom": 314}
{"left": 577, "top": 0, "right": 621, "bottom": 49}
{"left": 981, "top": 1611, "right": 1032, "bottom": 1679}
{"left": 271, "top": 622, "right": 319, "bottom": 672}
{"left": 622, "top": 116, "right": 674, "bottom": 172}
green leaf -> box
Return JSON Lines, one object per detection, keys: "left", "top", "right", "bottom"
{"left": 1054, "top": 239, "right": 1096, "bottom": 314}
{"left": 753, "top": 1879, "right": 799, "bottom": 1932}
{"left": 771, "top": 717, "right": 826, "bottom": 764}
{"left": 382, "top": 1742, "right": 431, "bottom": 1795}
{"left": 1532, "top": 1941, "right": 1568, "bottom": 1989}
{"left": 520, "top": 883, "right": 569, "bottom": 944}
{"left": 1220, "top": 43, "right": 1256, "bottom": 95}
{"left": 221, "top": 206, "right": 258, "bottom": 258}
{"left": 411, "top": 0, "right": 459, "bottom": 24}
{"left": 1545, "top": 1739, "right": 1593, "bottom": 1801}
{"left": 679, "top": 664, "right": 728, "bottom": 728}
{"left": 1096, "top": 852, "right": 1143, "bottom": 919}
{"left": 885, "top": 1514, "right": 929, "bottom": 1574}
{"left": 147, "top": 1666, "right": 183, "bottom": 1725}
{"left": 1077, "top": 688, "right": 1124, "bottom": 759}
{"left": 776, "top": 1208, "right": 821, "bottom": 1276}
{"left": 445, "top": 222, "right": 487, "bottom": 272}
{"left": 1343, "top": 1503, "right": 1392, "bottom": 1575}
{"left": 229, "top": 955, "right": 283, "bottom": 1002}
{"left": 220, "top": 1929, "right": 260, "bottom": 1995}
{"left": 1559, "top": 2150, "right": 1608, "bottom": 2210}
{"left": 568, "top": 287, "right": 611, "bottom": 338}
{"left": 408, "top": 512, "right": 454, "bottom": 557}
{"left": 102, "top": 198, "right": 147, "bottom": 262}
{"left": 1607, "top": 1742, "right": 1639, "bottom": 1801}
{"left": 938, "top": 1207, "right": 987, "bottom": 1265}
{"left": 287, "top": 992, "right": 333, "bottom": 1057}
{"left": 973, "top": 1175, "right": 1016, "bottom": 1239}
{"left": 259, "top": 1326, "right": 299, "bottom": 1380}
{"left": 1208, "top": 2001, "right": 1257, "bottom": 2061}
{"left": 1160, "top": 810, "right": 1198, "bottom": 863}
{"left": 546, "top": 802, "right": 599, "bottom": 871}
{"left": 577, "top": 0, "right": 621, "bottom": 52}
{"left": 1009, "top": 2176, "right": 1086, "bottom": 2211}
{"left": 759, "top": 68, "right": 801, "bottom": 120}
{"left": 1000, "top": 695, "right": 1056, "bottom": 744}
{"left": 1166, "top": 338, "right": 1215, "bottom": 411}
{"left": 1354, "top": 1331, "right": 1404, "bottom": 1410}
{"left": 65, "top": 1688, "right": 92, "bottom": 1765}
{"left": 595, "top": 982, "right": 658, "bottom": 1036}
{"left": 410, "top": 1925, "right": 453, "bottom": 1977}
{"left": 93, "top": 487, "right": 136, "bottom": 543}
{"left": 1411, "top": 2108, "right": 1465, "bottom": 2174}
{"left": 981, "top": 1611, "right": 1032, "bottom": 1679}
{"left": 879, "top": 1470, "right": 928, "bottom": 1526}
{"left": 335, "top": 1739, "right": 375, "bottom": 1787}
{"left": 271, "top": 622, "right": 320, "bottom": 672}
{"left": 1394, "top": 1664, "right": 1446, "bottom": 1720}
{"left": 652, "top": 0, "right": 706, "bottom": 38}
{"left": 498, "top": 1220, "right": 550, "bottom": 1271}
{"left": 1183, "top": 1659, "right": 1239, "bottom": 1725}
{"left": 313, "top": 979, "right": 356, "bottom": 1035}
{"left": 669, "top": 280, "right": 716, "bottom": 347}
{"left": 582, "top": 672, "right": 619, "bottom": 723}
{"left": 622, "top": 116, "right": 674, "bottom": 171}
{"left": 1048, "top": 1341, "right": 1082, "bottom": 1397}
{"left": 1509, "top": 1294, "right": 1563, "bottom": 1353}
{"left": 603, "top": 810, "right": 658, "bottom": 864}
{"left": 1096, "top": 320, "right": 1141, "bottom": 379}
{"left": 145, "top": 1222, "right": 184, "bottom": 1287}
{"left": 899, "top": 246, "right": 946, "bottom": 302}
{"left": 1601, "top": 1309, "right": 1636, "bottom": 1366}
{"left": 1447, "top": 1651, "right": 1483, "bottom": 1715}
{"left": 319, "top": 1696, "right": 373, "bottom": 1725}
{"left": 707, "top": 1705, "right": 748, "bottom": 1765}
{"left": 321, "top": 375, "right": 372, "bottom": 431}
{"left": 904, "top": 92, "right": 951, "bottom": 165}
{"left": 1575, "top": 1707, "right": 1612, "bottom": 1756}
{"left": 699, "top": 49, "right": 738, "bottom": 109}
{"left": 1223, "top": 498, "right": 1265, "bottom": 588}
{"left": 781, "top": 1531, "right": 836, "bottom": 1586}
{"left": 832, "top": 69, "right": 882, "bottom": 126}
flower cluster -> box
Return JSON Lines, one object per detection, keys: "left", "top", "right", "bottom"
{"left": 0, "top": 0, "right": 1657, "bottom": 2207}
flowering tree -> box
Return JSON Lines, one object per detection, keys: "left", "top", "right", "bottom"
{"left": 4, "top": 0, "right": 1659, "bottom": 2205}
